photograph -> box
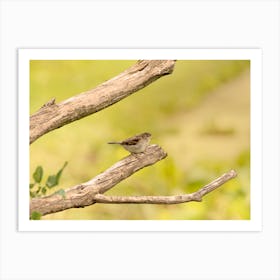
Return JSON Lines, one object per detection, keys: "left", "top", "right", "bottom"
{"left": 2, "top": 0, "right": 279, "bottom": 279}
{"left": 26, "top": 53, "right": 252, "bottom": 222}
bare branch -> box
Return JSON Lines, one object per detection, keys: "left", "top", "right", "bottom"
{"left": 30, "top": 144, "right": 167, "bottom": 216}
{"left": 93, "top": 170, "right": 237, "bottom": 204}
{"left": 30, "top": 156, "right": 237, "bottom": 217}
{"left": 30, "top": 60, "right": 176, "bottom": 144}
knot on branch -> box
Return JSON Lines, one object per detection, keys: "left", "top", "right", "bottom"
{"left": 40, "top": 98, "right": 57, "bottom": 109}
{"left": 191, "top": 193, "right": 203, "bottom": 202}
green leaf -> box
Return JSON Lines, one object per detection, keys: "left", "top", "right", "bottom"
{"left": 30, "top": 191, "right": 36, "bottom": 198}
{"left": 36, "top": 186, "right": 42, "bottom": 194}
{"left": 30, "top": 211, "right": 42, "bottom": 220}
{"left": 29, "top": 183, "right": 35, "bottom": 189}
{"left": 54, "top": 189, "right": 66, "bottom": 198}
{"left": 33, "top": 166, "right": 43, "bottom": 183}
{"left": 46, "top": 162, "right": 68, "bottom": 188}
{"left": 41, "top": 187, "right": 47, "bottom": 195}
{"left": 55, "top": 161, "right": 68, "bottom": 184}
{"left": 46, "top": 175, "right": 57, "bottom": 188}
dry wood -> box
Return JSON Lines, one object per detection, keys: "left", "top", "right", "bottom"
{"left": 30, "top": 60, "right": 176, "bottom": 144}
{"left": 93, "top": 170, "right": 237, "bottom": 204}
{"left": 30, "top": 142, "right": 237, "bottom": 217}
{"left": 30, "top": 144, "right": 167, "bottom": 216}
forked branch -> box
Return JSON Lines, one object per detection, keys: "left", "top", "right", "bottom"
{"left": 30, "top": 143, "right": 237, "bottom": 217}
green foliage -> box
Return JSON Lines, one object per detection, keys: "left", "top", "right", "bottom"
{"left": 46, "top": 162, "right": 67, "bottom": 188}
{"left": 30, "top": 211, "right": 42, "bottom": 220}
{"left": 33, "top": 166, "right": 43, "bottom": 183}
{"left": 29, "top": 162, "right": 68, "bottom": 198}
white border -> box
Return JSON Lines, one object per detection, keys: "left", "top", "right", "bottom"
{"left": 18, "top": 49, "right": 262, "bottom": 231}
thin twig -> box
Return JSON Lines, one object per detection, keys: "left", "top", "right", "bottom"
{"left": 93, "top": 170, "right": 237, "bottom": 204}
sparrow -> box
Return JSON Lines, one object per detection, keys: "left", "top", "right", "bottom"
{"left": 108, "top": 132, "right": 151, "bottom": 154}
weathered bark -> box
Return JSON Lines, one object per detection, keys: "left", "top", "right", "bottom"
{"left": 30, "top": 144, "right": 167, "bottom": 216}
{"left": 30, "top": 141, "right": 237, "bottom": 217}
{"left": 30, "top": 60, "right": 176, "bottom": 144}
{"left": 94, "top": 170, "right": 237, "bottom": 204}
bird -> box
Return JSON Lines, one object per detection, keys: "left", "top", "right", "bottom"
{"left": 108, "top": 132, "right": 151, "bottom": 154}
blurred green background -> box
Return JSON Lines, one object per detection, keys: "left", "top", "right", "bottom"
{"left": 30, "top": 60, "right": 250, "bottom": 220}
